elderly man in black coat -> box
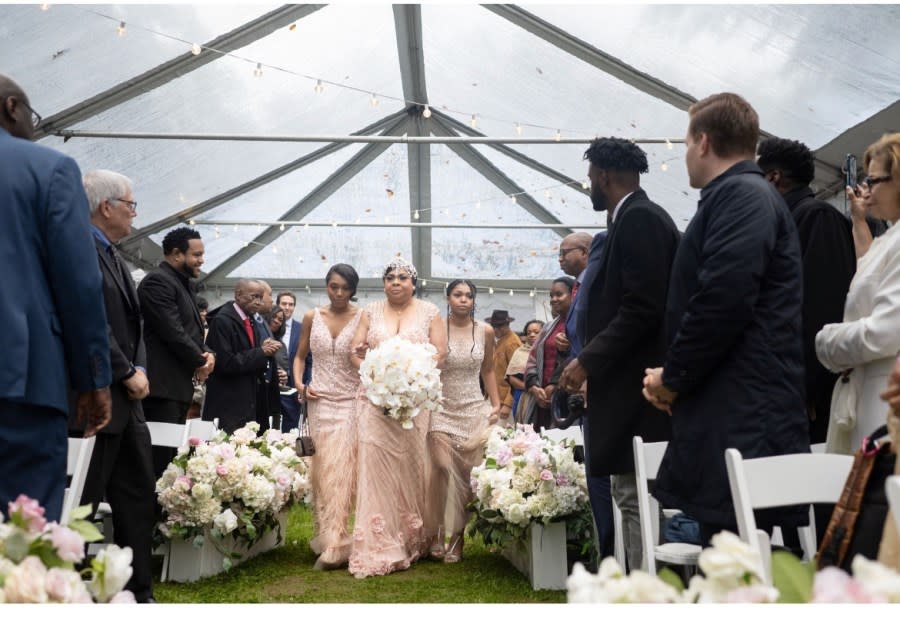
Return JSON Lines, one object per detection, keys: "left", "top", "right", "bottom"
{"left": 203, "top": 279, "right": 283, "bottom": 434}
{"left": 643, "top": 93, "right": 810, "bottom": 544}
{"left": 559, "top": 137, "right": 679, "bottom": 572}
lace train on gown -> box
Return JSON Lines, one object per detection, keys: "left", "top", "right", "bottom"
{"left": 307, "top": 308, "right": 362, "bottom": 567}
{"left": 348, "top": 299, "right": 439, "bottom": 578}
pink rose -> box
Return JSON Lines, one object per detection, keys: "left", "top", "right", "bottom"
{"left": 8, "top": 494, "right": 47, "bottom": 532}
{"left": 188, "top": 436, "right": 202, "bottom": 447}
{"left": 540, "top": 469, "right": 554, "bottom": 481}
{"left": 216, "top": 465, "right": 228, "bottom": 477}
{"left": 48, "top": 524, "right": 85, "bottom": 563}
{"left": 176, "top": 475, "right": 193, "bottom": 489}
{"left": 556, "top": 474, "right": 569, "bottom": 486}
{"left": 4, "top": 556, "right": 49, "bottom": 603}
{"left": 109, "top": 590, "right": 137, "bottom": 604}
{"left": 812, "top": 566, "right": 884, "bottom": 603}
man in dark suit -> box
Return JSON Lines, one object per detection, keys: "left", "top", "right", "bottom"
{"left": 203, "top": 279, "right": 282, "bottom": 434}
{"left": 0, "top": 75, "right": 111, "bottom": 521}
{"left": 76, "top": 169, "right": 156, "bottom": 603}
{"left": 255, "top": 281, "right": 285, "bottom": 430}
{"left": 560, "top": 137, "right": 679, "bottom": 572}
{"left": 757, "top": 137, "right": 858, "bottom": 445}
{"left": 138, "top": 226, "right": 215, "bottom": 476}
{"left": 643, "top": 93, "right": 810, "bottom": 544}
{"left": 277, "top": 291, "right": 312, "bottom": 432}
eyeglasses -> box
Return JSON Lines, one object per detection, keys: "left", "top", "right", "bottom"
{"left": 114, "top": 198, "right": 138, "bottom": 212}
{"left": 19, "top": 99, "right": 41, "bottom": 129}
{"left": 558, "top": 247, "right": 585, "bottom": 259}
{"left": 862, "top": 175, "right": 892, "bottom": 190}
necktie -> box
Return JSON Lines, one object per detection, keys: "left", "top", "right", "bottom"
{"left": 572, "top": 280, "right": 580, "bottom": 300}
{"left": 243, "top": 317, "right": 255, "bottom": 346}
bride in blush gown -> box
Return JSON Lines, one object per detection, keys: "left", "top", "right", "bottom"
{"left": 425, "top": 279, "right": 500, "bottom": 563}
{"left": 292, "top": 264, "right": 362, "bottom": 570}
{"left": 347, "top": 257, "right": 447, "bottom": 579}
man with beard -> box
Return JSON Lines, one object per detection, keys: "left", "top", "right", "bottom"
{"left": 138, "top": 226, "right": 215, "bottom": 476}
{"left": 559, "top": 137, "right": 679, "bottom": 571}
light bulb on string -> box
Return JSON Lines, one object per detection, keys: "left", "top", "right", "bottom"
{"left": 470, "top": 114, "right": 477, "bottom": 129}
{"left": 509, "top": 289, "right": 514, "bottom": 296}
{"left": 304, "top": 223, "right": 309, "bottom": 230}
{"left": 510, "top": 195, "right": 517, "bottom": 204}
{"left": 413, "top": 210, "right": 420, "bottom": 220}
{"left": 422, "top": 105, "right": 432, "bottom": 119}
{"left": 661, "top": 162, "right": 669, "bottom": 172}
{"left": 188, "top": 219, "right": 196, "bottom": 226}
{"left": 40, "top": 3, "right": 49, "bottom": 10}
{"left": 314, "top": 80, "right": 324, "bottom": 94}
{"left": 253, "top": 63, "right": 263, "bottom": 78}
{"left": 515, "top": 123, "right": 523, "bottom": 136}
{"left": 117, "top": 21, "right": 126, "bottom": 37}
{"left": 555, "top": 129, "right": 562, "bottom": 142}
{"left": 272, "top": 245, "right": 278, "bottom": 254}
{"left": 214, "top": 226, "right": 220, "bottom": 239}
{"left": 279, "top": 223, "right": 285, "bottom": 231}
{"left": 190, "top": 43, "right": 201, "bottom": 56}
{"left": 581, "top": 180, "right": 589, "bottom": 190}
{"left": 370, "top": 93, "right": 379, "bottom": 107}
{"left": 421, "top": 279, "right": 427, "bottom": 287}
{"left": 233, "top": 224, "right": 238, "bottom": 232}
{"left": 666, "top": 139, "right": 673, "bottom": 150}
{"left": 489, "top": 287, "right": 494, "bottom": 295}
{"left": 306, "top": 284, "right": 311, "bottom": 294}
{"left": 529, "top": 289, "right": 535, "bottom": 298}
{"left": 331, "top": 221, "right": 338, "bottom": 228}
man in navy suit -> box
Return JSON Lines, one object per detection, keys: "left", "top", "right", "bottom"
{"left": 277, "top": 291, "right": 311, "bottom": 431}
{"left": 0, "top": 75, "right": 111, "bottom": 521}
{"left": 76, "top": 169, "right": 156, "bottom": 602}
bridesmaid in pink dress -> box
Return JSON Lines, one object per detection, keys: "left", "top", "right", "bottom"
{"left": 292, "top": 264, "right": 362, "bottom": 570}
{"left": 347, "top": 257, "right": 447, "bottom": 578}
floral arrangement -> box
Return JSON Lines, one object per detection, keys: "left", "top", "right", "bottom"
{"left": 156, "top": 422, "right": 311, "bottom": 558}
{"left": 467, "top": 424, "right": 591, "bottom": 548}
{"left": 0, "top": 495, "right": 135, "bottom": 603}
{"left": 567, "top": 529, "right": 900, "bottom": 603}
{"left": 358, "top": 335, "right": 442, "bottom": 429}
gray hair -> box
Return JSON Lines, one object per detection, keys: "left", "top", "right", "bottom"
{"left": 83, "top": 169, "right": 133, "bottom": 216}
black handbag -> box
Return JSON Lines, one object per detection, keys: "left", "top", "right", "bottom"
{"left": 294, "top": 407, "right": 316, "bottom": 457}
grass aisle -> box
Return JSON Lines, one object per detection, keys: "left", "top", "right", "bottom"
{"left": 155, "top": 505, "right": 567, "bottom": 603}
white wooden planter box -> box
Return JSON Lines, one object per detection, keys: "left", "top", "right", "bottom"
{"left": 502, "top": 521, "right": 568, "bottom": 590}
{"left": 166, "top": 511, "right": 287, "bottom": 583}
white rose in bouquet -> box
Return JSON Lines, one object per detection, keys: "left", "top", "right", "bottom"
{"left": 359, "top": 335, "right": 442, "bottom": 429}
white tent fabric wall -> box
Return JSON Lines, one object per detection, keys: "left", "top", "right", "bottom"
{"left": 3, "top": 3, "right": 898, "bottom": 292}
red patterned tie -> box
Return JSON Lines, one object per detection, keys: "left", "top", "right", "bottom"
{"left": 243, "top": 317, "right": 255, "bottom": 346}
{"left": 572, "top": 281, "right": 580, "bottom": 300}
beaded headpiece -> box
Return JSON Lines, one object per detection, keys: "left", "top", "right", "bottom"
{"left": 383, "top": 256, "right": 418, "bottom": 282}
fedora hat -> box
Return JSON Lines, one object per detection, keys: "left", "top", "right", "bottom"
{"left": 485, "top": 310, "right": 515, "bottom": 326}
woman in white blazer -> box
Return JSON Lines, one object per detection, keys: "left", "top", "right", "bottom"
{"left": 816, "top": 132, "right": 900, "bottom": 454}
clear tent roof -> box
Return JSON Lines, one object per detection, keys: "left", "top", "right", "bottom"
{"left": 4, "top": 3, "right": 899, "bottom": 290}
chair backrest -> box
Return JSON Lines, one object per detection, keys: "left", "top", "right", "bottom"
{"left": 62, "top": 436, "right": 97, "bottom": 525}
{"left": 633, "top": 436, "right": 669, "bottom": 573}
{"left": 725, "top": 448, "right": 853, "bottom": 584}
{"left": 887, "top": 475, "right": 900, "bottom": 538}
{"left": 186, "top": 419, "right": 218, "bottom": 442}
{"left": 541, "top": 426, "right": 583, "bottom": 446}
{"left": 146, "top": 421, "right": 190, "bottom": 449}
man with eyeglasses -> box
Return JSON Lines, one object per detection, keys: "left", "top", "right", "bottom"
{"left": 0, "top": 74, "right": 112, "bottom": 521}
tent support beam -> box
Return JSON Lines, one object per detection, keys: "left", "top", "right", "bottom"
{"left": 430, "top": 117, "right": 572, "bottom": 238}
{"left": 200, "top": 114, "right": 412, "bottom": 284}
{"left": 36, "top": 5, "right": 325, "bottom": 139}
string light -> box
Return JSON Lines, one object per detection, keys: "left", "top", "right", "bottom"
{"left": 214, "top": 226, "right": 220, "bottom": 239}
{"left": 581, "top": 180, "right": 589, "bottom": 190}
{"left": 305, "top": 284, "right": 311, "bottom": 293}
{"left": 661, "top": 162, "right": 669, "bottom": 172}
{"left": 188, "top": 219, "right": 196, "bottom": 225}
{"left": 510, "top": 195, "right": 517, "bottom": 204}
{"left": 233, "top": 224, "right": 238, "bottom": 232}
{"left": 555, "top": 129, "right": 562, "bottom": 142}
{"left": 421, "top": 279, "right": 427, "bottom": 287}
{"left": 488, "top": 287, "right": 494, "bottom": 295}
{"left": 253, "top": 62, "right": 263, "bottom": 78}
{"left": 190, "top": 43, "right": 201, "bottom": 56}
{"left": 40, "top": 3, "right": 49, "bottom": 10}
{"left": 314, "top": 80, "right": 324, "bottom": 94}
{"left": 370, "top": 93, "right": 379, "bottom": 107}
{"left": 116, "top": 21, "right": 126, "bottom": 37}
{"left": 413, "top": 210, "right": 420, "bottom": 220}
{"left": 272, "top": 245, "right": 278, "bottom": 254}
{"left": 666, "top": 139, "right": 673, "bottom": 150}
{"left": 422, "top": 105, "right": 432, "bottom": 119}
{"left": 515, "top": 123, "right": 523, "bottom": 136}
{"left": 470, "top": 114, "right": 477, "bottom": 129}
{"left": 509, "top": 289, "right": 514, "bottom": 296}
{"left": 279, "top": 223, "right": 285, "bottom": 231}
{"left": 529, "top": 289, "right": 535, "bottom": 297}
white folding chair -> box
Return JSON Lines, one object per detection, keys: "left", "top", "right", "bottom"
{"left": 725, "top": 448, "right": 853, "bottom": 584}
{"left": 62, "top": 436, "right": 97, "bottom": 525}
{"left": 611, "top": 496, "right": 626, "bottom": 569}
{"left": 186, "top": 419, "right": 218, "bottom": 442}
{"left": 887, "top": 475, "right": 900, "bottom": 537}
{"left": 146, "top": 421, "right": 190, "bottom": 582}
{"left": 633, "top": 436, "right": 702, "bottom": 575}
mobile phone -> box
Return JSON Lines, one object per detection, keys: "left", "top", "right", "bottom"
{"left": 845, "top": 154, "right": 858, "bottom": 189}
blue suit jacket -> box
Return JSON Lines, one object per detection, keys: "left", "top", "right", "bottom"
{"left": 285, "top": 319, "right": 312, "bottom": 387}
{"left": 567, "top": 231, "right": 608, "bottom": 356}
{"left": 0, "top": 128, "right": 110, "bottom": 414}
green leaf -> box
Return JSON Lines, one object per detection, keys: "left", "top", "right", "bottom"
{"left": 657, "top": 567, "right": 686, "bottom": 592}
{"left": 771, "top": 550, "right": 814, "bottom": 603}
{"left": 69, "top": 504, "right": 94, "bottom": 521}
{"left": 68, "top": 518, "right": 103, "bottom": 543}
{"left": 4, "top": 531, "right": 30, "bottom": 563}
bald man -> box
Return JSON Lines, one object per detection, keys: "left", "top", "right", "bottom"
{"left": 202, "top": 279, "right": 282, "bottom": 433}
{"left": 0, "top": 74, "right": 111, "bottom": 520}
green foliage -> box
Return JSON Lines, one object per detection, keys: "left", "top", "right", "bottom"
{"left": 771, "top": 550, "right": 815, "bottom": 603}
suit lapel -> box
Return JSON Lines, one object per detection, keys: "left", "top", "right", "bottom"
{"left": 95, "top": 239, "right": 136, "bottom": 311}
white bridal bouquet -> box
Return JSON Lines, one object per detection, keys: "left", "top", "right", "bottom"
{"left": 0, "top": 495, "right": 135, "bottom": 603}
{"left": 468, "top": 424, "right": 590, "bottom": 546}
{"left": 358, "top": 335, "right": 442, "bottom": 429}
{"left": 567, "top": 529, "right": 900, "bottom": 604}
{"left": 156, "top": 422, "right": 311, "bottom": 555}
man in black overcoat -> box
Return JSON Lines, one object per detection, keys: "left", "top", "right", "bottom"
{"left": 559, "top": 137, "right": 679, "bottom": 571}
{"left": 643, "top": 93, "right": 810, "bottom": 544}
{"left": 203, "top": 279, "right": 282, "bottom": 434}
{"left": 73, "top": 169, "right": 156, "bottom": 603}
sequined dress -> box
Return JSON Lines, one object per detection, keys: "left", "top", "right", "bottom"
{"left": 347, "top": 299, "right": 440, "bottom": 578}
{"left": 306, "top": 307, "right": 362, "bottom": 566}
{"left": 426, "top": 321, "right": 491, "bottom": 539}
